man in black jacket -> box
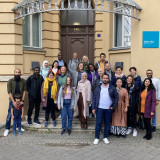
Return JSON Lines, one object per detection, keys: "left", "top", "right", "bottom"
{"left": 105, "top": 62, "right": 115, "bottom": 81}
{"left": 27, "top": 67, "right": 44, "bottom": 125}
{"left": 92, "top": 73, "right": 118, "bottom": 145}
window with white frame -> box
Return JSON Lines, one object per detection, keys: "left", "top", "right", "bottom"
{"left": 22, "top": 13, "right": 42, "bottom": 48}
{"left": 113, "top": 4, "right": 131, "bottom": 48}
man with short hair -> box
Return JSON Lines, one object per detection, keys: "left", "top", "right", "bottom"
{"left": 146, "top": 69, "right": 160, "bottom": 132}
{"left": 57, "top": 52, "right": 68, "bottom": 69}
{"left": 27, "top": 67, "right": 44, "bottom": 125}
{"left": 92, "top": 73, "right": 118, "bottom": 144}
{"left": 95, "top": 53, "right": 108, "bottom": 71}
{"left": 105, "top": 62, "right": 115, "bottom": 81}
{"left": 4, "top": 68, "right": 26, "bottom": 137}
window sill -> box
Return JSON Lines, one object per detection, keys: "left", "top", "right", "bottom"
{"left": 109, "top": 46, "right": 131, "bottom": 51}
{"left": 23, "top": 46, "right": 46, "bottom": 53}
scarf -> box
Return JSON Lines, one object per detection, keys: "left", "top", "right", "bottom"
{"left": 133, "top": 74, "right": 138, "bottom": 79}
{"left": 117, "top": 87, "right": 122, "bottom": 94}
{"left": 115, "top": 72, "right": 124, "bottom": 78}
{"left": 128, "top": 84, "right": 134, "bottom": 102}
{"left": 43, "top": 77, "right": 57, "bottom": 100}
{"left": 91, "top": 71, "right": 96, "bottom": 85}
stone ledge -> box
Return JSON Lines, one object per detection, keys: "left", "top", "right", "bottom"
{"left": 0, "top": 76, "right": 28, "bottom": 82}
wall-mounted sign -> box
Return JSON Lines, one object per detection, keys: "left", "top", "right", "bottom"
{"left": 143, "top": 31, "right": 159, "bottom": 48}
{"left": 97, "top": 34, "right": 101, "bottom": 37}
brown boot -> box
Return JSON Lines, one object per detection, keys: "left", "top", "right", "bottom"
{"left": 84, "top": 124, "right": 88, "bottom": 129}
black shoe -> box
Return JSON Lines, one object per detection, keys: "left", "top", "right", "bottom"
{"left": 68, "top": 129, "right": 71, "bottom": 135}
{"left": 28, "top": 120, "right": 32, "bottom": 125}
{"left": 61, "top": 129, "right": 66, "bottom": 135}
{"left": 146, "top": 134, "right": 152, "bottom": 140}
{"left": 152, "top": 126, "right": 156, "bottom": 133}
{"left": 122, "top": 135, "right": 126, "bottom": 138}
{"left": 143, "top": 134, "right": 147, "bottom": 139}
{"left": 33, "top": 120, "right": 41, "bottom": 125}
{"left": 116, "top": 135, "right": 120, "bottom": 138}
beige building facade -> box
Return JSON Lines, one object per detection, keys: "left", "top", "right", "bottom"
{"left": 0, "top": 0, "right": 160, "bottom": 125}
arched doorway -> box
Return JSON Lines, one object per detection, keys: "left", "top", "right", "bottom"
{"left": 61, "top": 0, "right": 95, "bottom": 63}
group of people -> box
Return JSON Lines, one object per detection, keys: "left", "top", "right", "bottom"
{"left": 3, "top": 52, "right": 160, "bottom": 144}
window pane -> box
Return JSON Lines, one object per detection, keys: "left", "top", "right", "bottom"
{"left": 22, "top": 16, "right": 30, "bottom": 46}
{"left": 115, "top": 14, "right": 122, "bottom": 47}
{"left": 88, "top": 10, "right": 94, "bottom": 25}
{"left": 32, "top": 14, "right": 40, "bottom": 47}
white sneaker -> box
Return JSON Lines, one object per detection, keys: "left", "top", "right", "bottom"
{"left": 93, "top": 138, "right": 99, "bottom": 145}
{"left": 103, "top": 138, "right": 109, "bottom": 144}
{"left": 126, "top": 128, "right": 132, "bottom": 135}
{"left": 16, "top": 127, "right": 25, "bottom": 132}
{"left": 58, "top": 115, "right": 61, "bottom": 119}
{"left": 4, "top": 129, "right": 9, "bottom": 137}
{"left": 133, "top": 129, "right": 137, "bottom": 137}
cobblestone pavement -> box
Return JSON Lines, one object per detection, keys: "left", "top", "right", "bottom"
{"left": 0, "top": 128, "right": 160, "bottom": 160}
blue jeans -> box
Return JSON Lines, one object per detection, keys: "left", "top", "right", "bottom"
{"left": 95, "top": 108, "right": 113, "bottom": 139}
{"left": 5, "top": 101, "right": 13, "bottom": 130}
{"left": 152, "top": 105, "right": 156, "bottom": 127}
{"left": 13, "top": 116, "right": 21, "bottom": 132}
{"left": 61, "top": 99, "right": 74, "bottom": 130}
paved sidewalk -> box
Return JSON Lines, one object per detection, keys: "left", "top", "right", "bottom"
{"left": 0, "top": 128, "right": 160, "bottom": 160}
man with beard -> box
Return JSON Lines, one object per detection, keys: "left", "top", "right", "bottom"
{"left": 92, "top": 73, "right": 118, "bottom": 144}
{"left": 57, "top": 53, "right": 68, "bottom": 70}
{"left": 146, "top": 69, "right": 160, "bottom": 132}
{"left": 4, "top": 68, "right": 26, "bottom": 136}
{"left": 27, "top": 67, "right": 44, "bottom": 125}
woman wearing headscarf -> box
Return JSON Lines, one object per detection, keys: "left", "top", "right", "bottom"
{"left": 75, "top": 72, "right": 91, "bottom": 129}
{"left": 40, "top": 60, "right": 50, "bottom": 80}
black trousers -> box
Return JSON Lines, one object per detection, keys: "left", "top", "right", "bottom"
{"left": 45, "top": 98, "right": 56, "bottom": 121}
{"left": 28, "top": 96, "right": 41, "bottom": 121}
{"left": 127, "top": 108, "right": 137, "bottom": 129}
{"left": 144, "top": 117, "right": 152, "bottom": 136}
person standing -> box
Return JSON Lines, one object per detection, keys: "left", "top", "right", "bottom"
{"left": 129, "top": 67, "right": 142, "bottom": 89}
{"left": 110, "top": 78, "right": 129, "bottom": 137}
{"left": 11, "top": 94, "right": 24, "bottom": 135}
{"left": 68, "top": 52, "right": 80, "bottom": 76}
{"left": 105, "top": 63, "right": 115, "bottom": 81}
{"left": 27, "top": 67, "right": 44, "bottom": 125}
{"left": 51, "top": 60, "right": 59, "bottom": 76}
{"left": 58, "top": 76, "right": 77, "bottom": 135}
{"left": 82, "top": 55, "right": 89, "bottom": 72}
{"left": 4, "top": 68, "right": 26, "bottom": 137}
{"left": 146, "top": 69, "right": 160, "bottom": 132}
{"left": 125, "top": 75, "right": 139, "bottom": 137}
{"left": 139, "top": 78, "right": 156, "bottom": 140}
{"left": 40, "top": 60, "right": 50, "bottom": 80}
{"left": 95, "top": 53, "right": 108, "bottom": 71}
{"left": 75, "top": 72, "right": 91, "bottom": 129}
{"left": 57, "top": 53, "right": 68, "bottom": 69}
{"left": 41, "top": 71, "right": 57, "bottom": 127}
{"left": 92, "top": 74, "right": 118, "bottom": 144}
{"left": 111, "top": 66, "right": 126, "bottom": 87}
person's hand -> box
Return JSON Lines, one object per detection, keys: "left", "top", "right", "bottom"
{"left": 124, "top": 107, "right": 128, "bottom": 112}
{"left": 58, "top": 107, "right": 61, "bottom": 110}
{"left": 87, "top": 101, "right": 90, "bottom": 105}
{"left": 20, "top": 101, "right": 24, "bottom": 105}
{"left": 21, "top": 115, "right": 23, "bottom": 119}
{"left": 13, "top": 101, "right": 17, "bottom": 108}
{"left": 42, "top": 99, "right": 45, "bottom": 102}
{"left": 92, "top": 109, "right": 96, "bottom": 114}
{"left": 109, "top": 107, "right": 113, "bottom": 110}
{"left": 156, "top": 100, "right": 159, "bottom": 105}
{"left": 73, "top": 108, "right": 76, "bottom": 111}
{"left": 151, "top": 112, "right": 154, "bottom": 116}
{"left": 12, "top": 115, "right": 14, "bottom": 119}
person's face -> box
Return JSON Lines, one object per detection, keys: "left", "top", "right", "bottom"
{"left": 98, "top": 69, "right": 104, "bottom": 77}
{"left": 73, "top": 52, "right": 78, "bottom": 59}
{"left": 79, "top": 63, "right": 84, "bottom": 71}
{"left": 116, "top": 68, "right": 122, "bottom": 75}
{"left": 83, "top": 56, "right": 88, "bottom": 62}
{"left": 116, "top": 79, "right": 122, "bottom": 88}
{"left": 82, "top": 74, "right": 87, "bottom": 80}
{"left": 58, "top": 54, "right": 62, "bottom": 60}
{"left": 105, "top": 63, "right": 111, "bottom": 71}
{"left": 130, "top": 69, "right": 136, "bottom": 76}
{"left": 89, "top": 65, "right": 94, "bottom": 72}
{"left": 54, "top": 62, "right": 58, "bottom": 68}
{"left": 102, "top": 75, "right": 109, "bottom": 84}
{"left": 61, "top": 67, "right": 66, "bottom": 74}
{"left": 146, "top": 71, "right": 153, "bottom": 79}
{"left": 49, "top": 73, "right": 54, "bottom": 79}
{"left": 144, "top": 79, "right": 150, "bottom": 87}
{"left": 66, "top": 77, "right": 71, "bottom": 85}
{"left": 14, "top": 69, "right": 21, "bottom": 76}
{"left": 127, "top": 76, "right": 133, "bottom": 84}
{"left": 35, "top": 68, "right": 40, "bottom": 75}
{"left": 100, "top": 55, "right": 106, "bottom": 61}
{"left": 44, "top": 62, "right": 48, "bottom": 68}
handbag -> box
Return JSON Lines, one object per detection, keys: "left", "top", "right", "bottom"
{"left": 138, "top": 116, "right": 145, "bottom": 129}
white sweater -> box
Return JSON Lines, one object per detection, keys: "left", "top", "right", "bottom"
{"left": 152, "top": 78, "right": 160, "bottom": 100}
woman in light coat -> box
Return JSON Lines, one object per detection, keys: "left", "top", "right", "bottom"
{"left": 75, "top": 72, "right": 91, "bottom": 129}
{"left": 40, "top": 60, "right": 50, "bottom": 80}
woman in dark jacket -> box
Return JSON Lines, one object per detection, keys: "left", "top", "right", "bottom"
{"left": 139, "top": 78, "right": 156, "bottom": 140}
{"left": 125, "top": 75, "right": 139, "bottom": 137}
{"left": 129, "top": 67, "right": 142, "bottom": 89}
{"left": 111, "top": 66, "right": 126, "bottom": 88}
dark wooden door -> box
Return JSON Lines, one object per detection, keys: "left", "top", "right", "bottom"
{"left": 61, "top": 25, "right": 94, "bottom": 64}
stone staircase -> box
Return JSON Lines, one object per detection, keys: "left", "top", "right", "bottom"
{"left": 22, "top": 109, "right": 97, "bottom": 132}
